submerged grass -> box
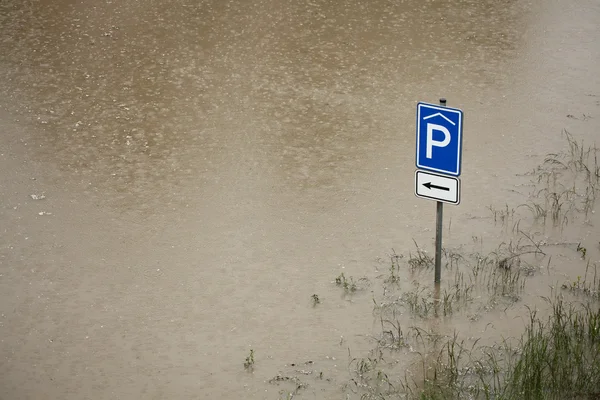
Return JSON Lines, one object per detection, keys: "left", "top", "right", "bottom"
{"left": 501, "top": 298, "right": 600, "bottom": 400}
{"left": 363, "top": 296, "right": 600, "bottom": 400}
{"left": 384, "top": 235, "right": 534, "bottom": 320}
{"left": 406, "top": 298, "right": 600, "bottom": 400}
{"left": 339, "top": 131, "right": 600, "bottom": 400}
{"left": 271, "top": 132, "right": 599, "bottom": 400}
{"left": 520, "top": 129, "right": 600, "bottom": 228}
{"left": 561, "top": 262, "right": 600, "bottom": 300}
{"left": 408, "top": 240, "right": 434, "bottom": 271}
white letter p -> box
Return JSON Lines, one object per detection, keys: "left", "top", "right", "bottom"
{"left": 426, "top": 123, "right": 450, "bottom": 159}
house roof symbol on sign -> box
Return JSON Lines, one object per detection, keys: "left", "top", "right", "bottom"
{"left": 423, "top": 113, "right": 456, "bottom": 126}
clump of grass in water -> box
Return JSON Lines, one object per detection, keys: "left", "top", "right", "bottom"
{"left": 576, "top": 242, "right": 587, "bottom": 259}
{"left": 470, "top": 238, "right": 538, "bottom": 301}
{"left": 346, "top": 348, "right": 398, "bottom": 398}
{"left": 408, "top": 240, "right": 434, "bottom": 271}
{"left": 486, "top": 262, "right": 525, "bottom": 299}
{"left": 547, "top": 130, "right": 600, "bottom": 187}
{"left": 523, "top": 130, "right": 600, "bottom": 226}
{"left": 407, "top": 297, "right": 600, "bottom": 400}
{"left": 244, "top": 349, "right": 255, "bottom": 371}
{"left": 377, "top": 314, "right": 410, "bottom": 350}
{"left": 408, "top": 332, "right": 481, "bottom": 400}
{"left": 354, "top": 263, "right": 598, "bottom": 398}
{"left": 502, "top": 298, "right": 600, "bottom": 399}
{"left": 518, "top": 183, "right": 576, "bottom": 229}
{"left": 335, "top": 273, "right": 369, "bottom": 294}
{"left": 311, "top": 293, "right": 321, "bottom": 306}
{"left": 401, "top": 284, "right": 436, "bottom": 318}
{"left": 442, "top": 248, "right": 466, "bottom": 271}
{"left": 561, "top": 261, "right": 600, "bottom": 299}
{"left": 335, "top": 272, "right": 357, "bottom": 293}
{"left": 399, "top": 271, "right": 474, "bottom": 318}
{"left": 385, "top": 249, "right": 403, "bottom": 284}
{"left": 269, "top": 375, "right": 308, "bottom": 399}
{"left": 488, "top": 204, "right": 516, "bottom": 227}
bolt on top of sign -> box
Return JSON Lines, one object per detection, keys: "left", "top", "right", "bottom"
{"left": 416, "top": 102, "right": 463, "bottom": 177}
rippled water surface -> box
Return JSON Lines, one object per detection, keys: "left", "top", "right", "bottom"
{"left": 1, "top": 0, "right": 600, "bottom": 398}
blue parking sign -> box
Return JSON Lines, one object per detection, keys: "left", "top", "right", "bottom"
{"left": 416, "top": 102, "right": 463, "bottom": 176}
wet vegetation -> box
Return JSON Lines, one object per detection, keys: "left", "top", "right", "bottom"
{"left": 343, "top": 131, "right": 600, "bottom": 400}
{"left": 311, "top": 293, "right": 321, "bottom": 307}
{"left": 270, "top": 131, "right": 600, "bottom": 400}
{"left": 503, "top": 299, "right": 600, "bottom": 400}
{"left": 348, "top": 294, "right": 600, "bottom": 400}
{"left": 335, "top": 272, "right": 370, "bottom": 295}
{"left": 520, "top": 130, "right": 600, "bottom": 228}
{"left": 244, "top": 348, "right": 255, "bottom": 371}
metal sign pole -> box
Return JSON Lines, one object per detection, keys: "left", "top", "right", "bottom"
{"left": 434, "top": 98, "right": 447, "bottom": 284}
{"left": 435, "top": 200, "right": 443, "bottom": 283}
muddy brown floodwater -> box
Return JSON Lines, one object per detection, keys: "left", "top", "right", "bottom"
{"left": 1, "top": 0, "right": 600, "bottom": 398}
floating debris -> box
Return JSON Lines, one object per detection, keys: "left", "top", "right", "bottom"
{"left": 30, "top": 194, "right": 46, "bottom": 200}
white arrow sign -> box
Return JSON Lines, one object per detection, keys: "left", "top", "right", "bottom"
{"left": 415, "top": 170, "right": 460, "bottom": 205}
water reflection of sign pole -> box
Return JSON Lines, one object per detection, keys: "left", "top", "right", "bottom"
{"left": 414, "top": 98, "right": 463, "bottom": 284}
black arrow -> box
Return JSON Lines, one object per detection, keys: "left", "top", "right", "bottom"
{"left": 423, "top": 182, "right": 450, "bottom": 191}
